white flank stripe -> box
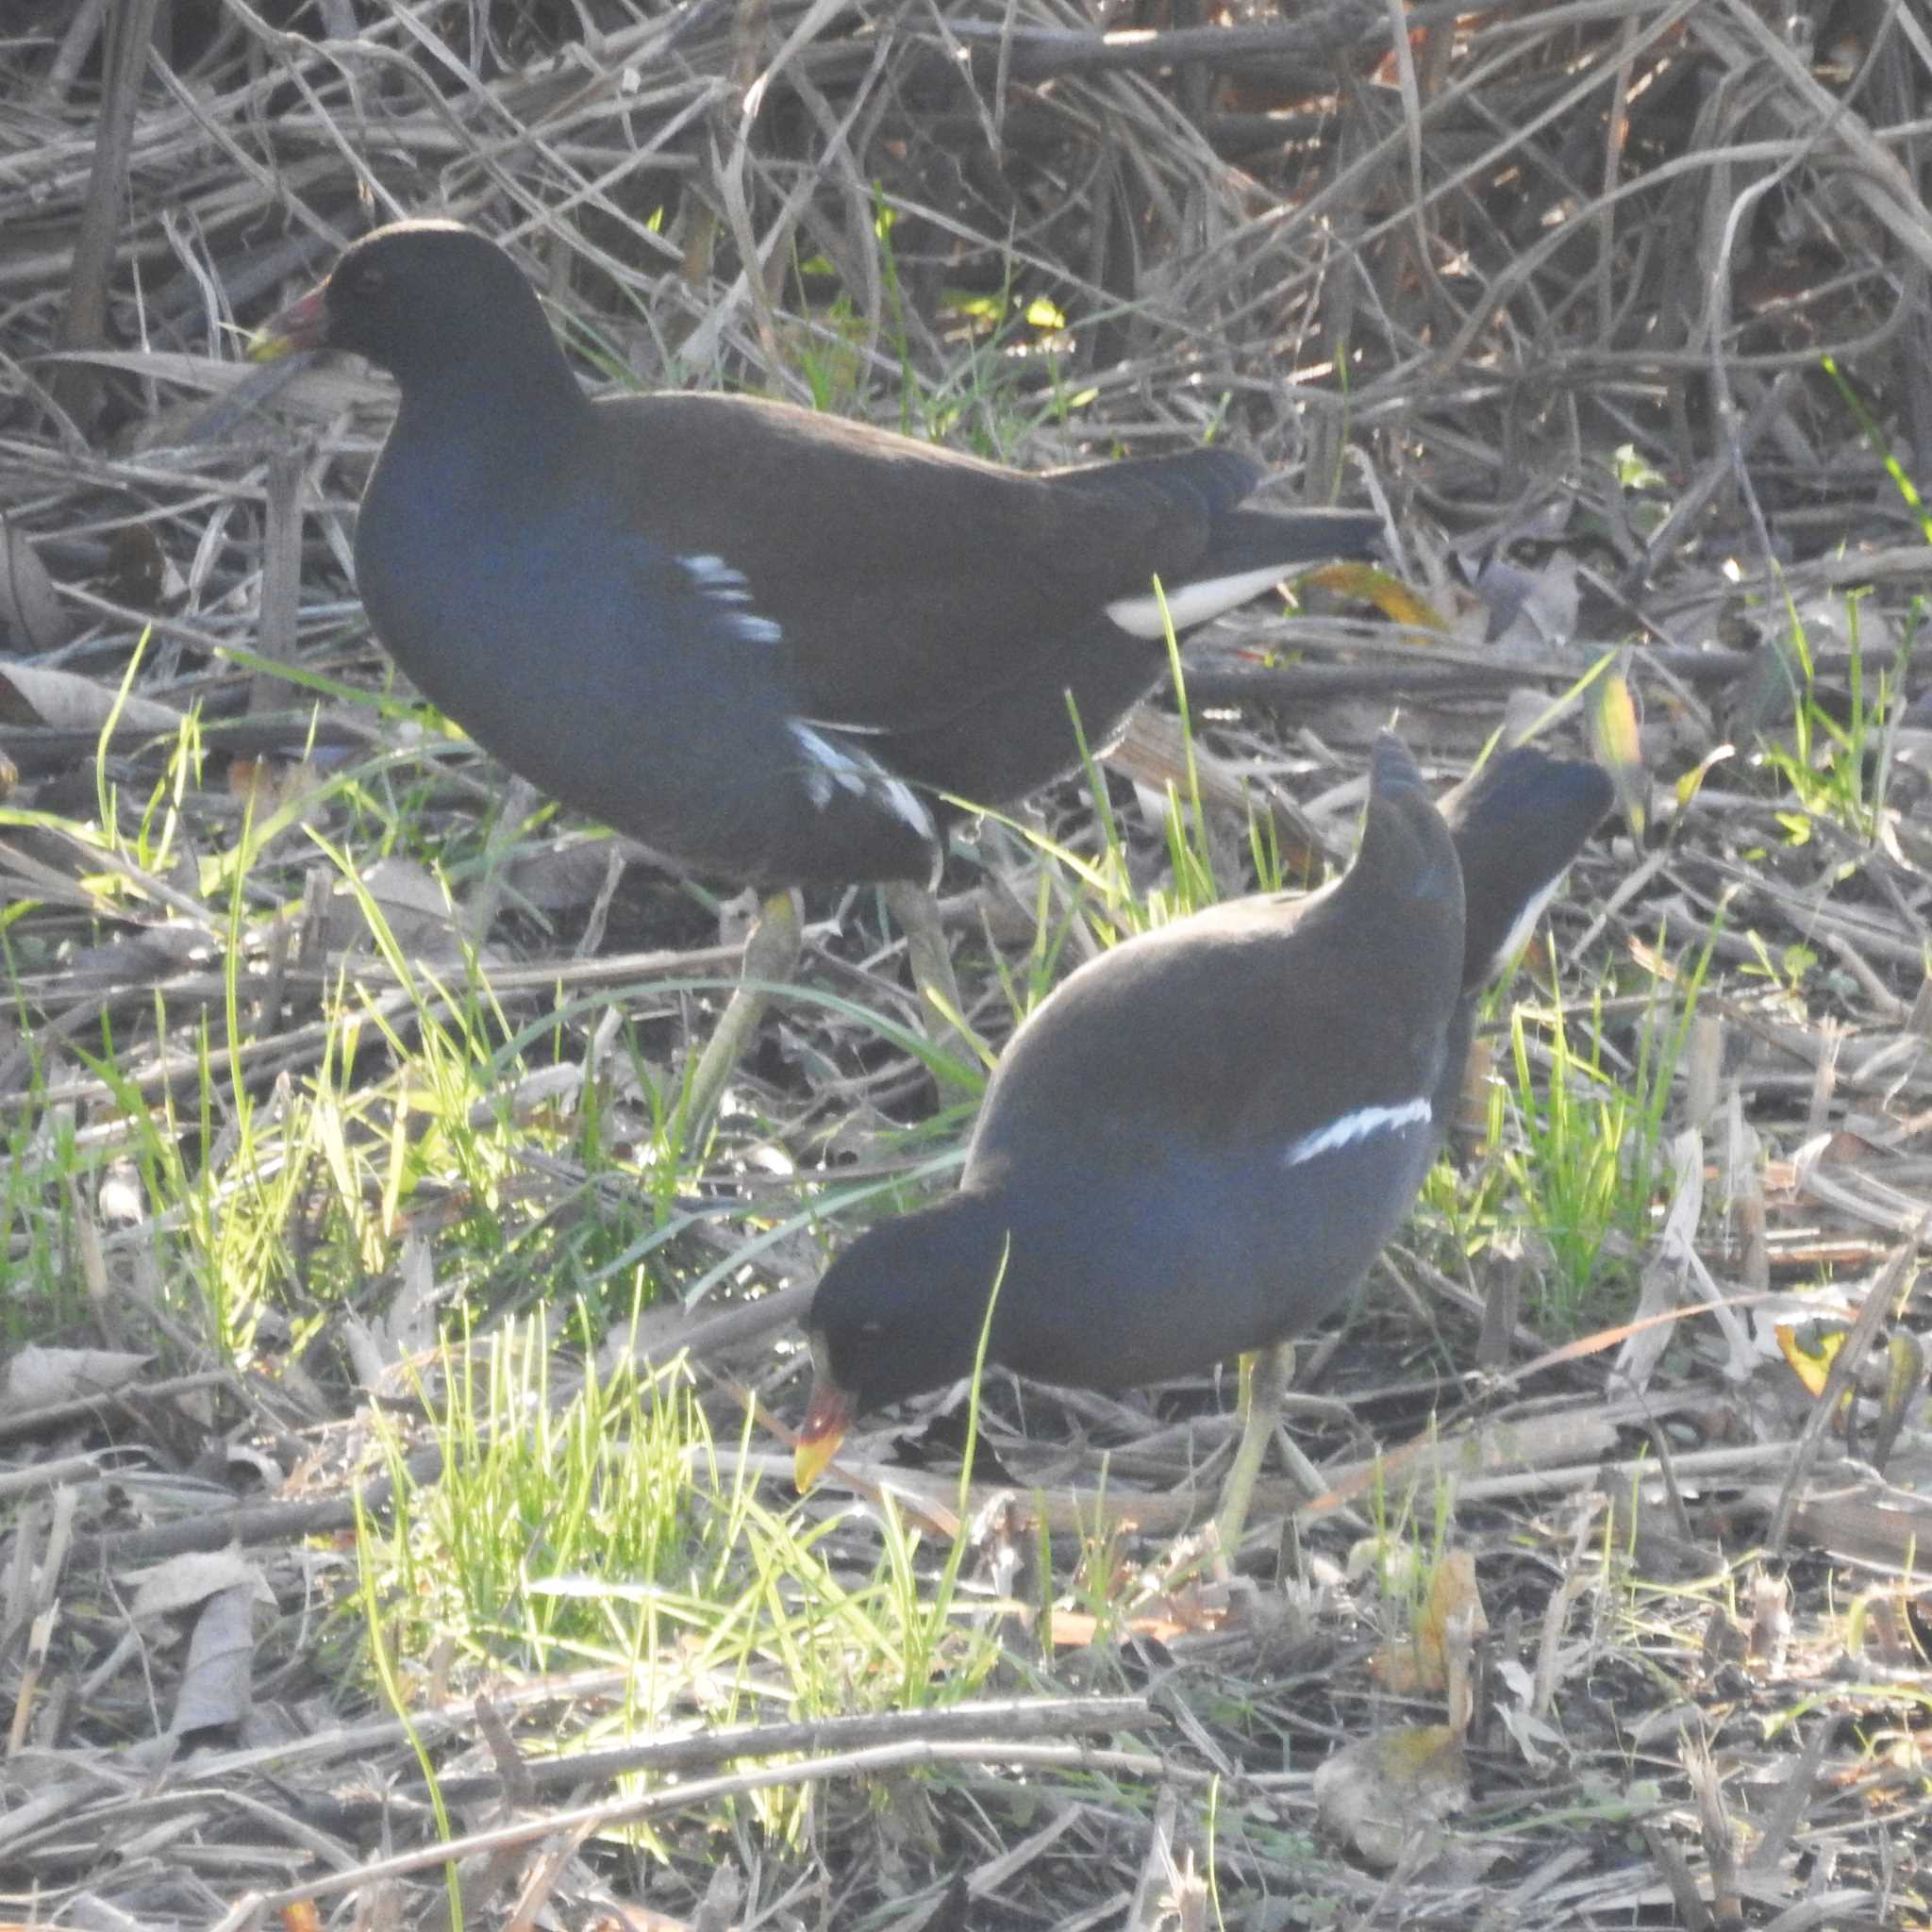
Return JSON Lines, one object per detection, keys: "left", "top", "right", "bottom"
{"left": 789, "top": 723, "right": 934, "bottom": 840}
{"left": 1105, "top": 561, "right": 1299, "bottom": 640}
{"left": 682, "top": 554, "right": 781, "bottom": 641}
{"left": 682, "top": 553, "right": 749, "bottom": 592}
{"left": 1283, "top": 1096, "right": 1432, "bottom": 1169}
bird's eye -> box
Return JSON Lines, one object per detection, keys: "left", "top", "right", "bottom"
{"left": 342, "top": 261, "right": 385, "bottom": 297}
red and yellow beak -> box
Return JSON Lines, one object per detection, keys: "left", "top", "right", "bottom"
{"left": 247, "top": 282, "right": 329, "bottom": 361}
{"left": 793, "top": 1374, "right": 856, "bottom": 1491}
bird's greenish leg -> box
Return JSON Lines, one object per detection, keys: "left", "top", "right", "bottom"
{"left": 1214, "top": 1341, "right": 1307, "bottom": 1556}
{"left": 882, "top": 879, "right": 978, "bottom": 1091}
{"left": 679, "top": 889, "right": 805, "bottom": 1136}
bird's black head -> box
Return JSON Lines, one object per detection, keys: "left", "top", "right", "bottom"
{"left": 252, "top": 221, "right": 561, "bottom": 393}
{"left": 808, "top": 1195, "right": 1011, "bottom": 1413}
{"left": 795, "top": 1194, "right": 1010, "bottom": 1488}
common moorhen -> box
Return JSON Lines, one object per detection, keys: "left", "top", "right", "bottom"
{"left": 250, "top": 221, "right": 1381, "bottom": 1119}
{"left": 797, "top": 739, "right": 1613, "bottom": 1548}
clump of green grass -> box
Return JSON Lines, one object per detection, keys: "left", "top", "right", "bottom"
{"left": 0, "top": 1065, "right": 89, "bottom": 1343}
{"left": 1422, "top": 922, "right": 1710, "bottom": 1338}
{"left": 368, "top": 1312, "right": 707, "bottom": 1667}
{"left": 1497, "top": 941, "right": 1707, "bottom": 1328}
{"left": 1757, "top": 598, "right": 1910, "bottom": 846}
{"left": 353, "top": 1306, "right": 1009, "bottom": 1841}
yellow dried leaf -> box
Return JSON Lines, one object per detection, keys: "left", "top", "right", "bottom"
{"left": 1774, "top": 1320, "right": 1845, "bottom": 1400}
{"left": 1370, "top": 1548, "right": 1487, "bottom": 1697}
{"left": 1674, "top": 743, "right": 1734, "bottom": 808}
{"left": 1590, "top": 661, "right": 1647, "bottom": 836}
{"left": 1305, "top": 560, "right": 1448, "bottom": 630}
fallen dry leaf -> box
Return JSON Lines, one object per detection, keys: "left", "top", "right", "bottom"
{"left": 0, "top": 516, "right": 71, "bottom": 653}
{"left": 0, "top": 659, "right": 184, "bottom": 735}
{"left": 1313, "top": 1724, "right": 1471, "bottom": 1866}
{"left": 6, "top": 1343, "right": 151, "bottom": 1408}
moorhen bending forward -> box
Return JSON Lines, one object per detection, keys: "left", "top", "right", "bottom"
{"left": 250, "top": 220, "right": 1382, "bottom": 1121}
{"left": 796, "top": 739, "right": 1613, "bottom": 1550}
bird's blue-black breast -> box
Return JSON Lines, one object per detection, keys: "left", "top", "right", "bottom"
{"left": 281, "top": 221, "right": 1382, "bottom": 892}
{"left": 355, "top": 388, "right": 936, "bottom": 886}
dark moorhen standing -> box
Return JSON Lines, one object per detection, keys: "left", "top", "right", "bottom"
{"left": 798, "top": 732, "right": 1465, "bottom": 1550}
{"left": 796, "top": 739, "right": 1613, "bottom": 1551}
{"left": 250, "top": 220, "right": 1382, "bottom": 1121}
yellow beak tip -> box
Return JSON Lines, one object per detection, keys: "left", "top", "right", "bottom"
{"left": 793, "top": 1432, "right": 840, "bottom": 1492}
